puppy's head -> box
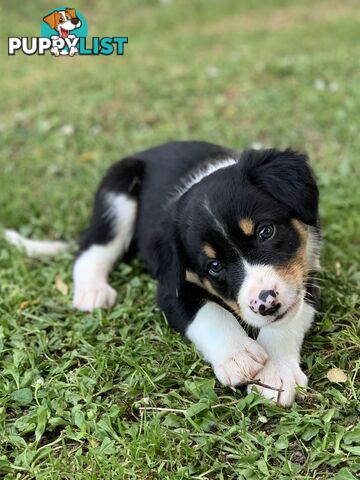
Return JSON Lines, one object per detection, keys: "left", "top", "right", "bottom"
{"left": 43, "top": 9, "right": 81, "bottom": 38}
{"left": 180, "top": 149, "right": 320, "bottom": 328}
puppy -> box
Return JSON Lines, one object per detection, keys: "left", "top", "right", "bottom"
{"left": 6, "top": 142, "right": 321, "bottom": 406}
{"left": 70, "top": 141, "right": 320, "bottom": 406}
{"left": 43, "top": 8, "right": 81, "bottom": 56}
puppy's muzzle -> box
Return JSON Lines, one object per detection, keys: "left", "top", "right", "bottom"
{"left": 71, "top": 17, "right": 80, "bottom": 25}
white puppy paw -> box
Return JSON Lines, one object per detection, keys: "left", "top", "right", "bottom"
{"left": 73, "top": 282, "right": 117, "bottom": 312}
{"left": 247, "top": 359, "right": 308, "bottom": 407}
{"left": 214, "top": 340, "right": 268, "bottom": 387}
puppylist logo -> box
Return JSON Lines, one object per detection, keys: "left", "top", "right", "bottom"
{"left": 8, "top": 7, "right": 128, "bottom": 57}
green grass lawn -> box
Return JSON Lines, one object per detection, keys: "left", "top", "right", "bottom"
{"left": 0, "top": 0, "right": 359, "bottom": 478}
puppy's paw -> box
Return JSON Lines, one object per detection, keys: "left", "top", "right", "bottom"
{"left": 214, "top": 340, "right": 268, "bottom": 387}
{"left": 247, "top": 359, "right": 307, "bottom": 407}
{"left": 73, "top": 282, "right": 117, "bottom": 312}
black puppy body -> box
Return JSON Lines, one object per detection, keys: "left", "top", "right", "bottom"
{"left": 73, "top": 141, "right": 320, "bottom": 406}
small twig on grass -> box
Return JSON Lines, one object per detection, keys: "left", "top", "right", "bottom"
{"left": 66, "top": 441, "right": 85, "bottom": 455}
{"left": 211, "top": 399, "right": 243, "bottom": 409}
{"left": 242, "top": 379, "right": 284, "bottom": 393}
{"left": 211, "top": 380, "right": 284, "bottom": 409}
{"left": 138, "top": 406, "right": 187, "bottom": 414}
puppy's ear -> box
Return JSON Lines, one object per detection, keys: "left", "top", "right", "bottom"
{"left": 247, "top": 149, "right": 319, "bottom": 225}
{"left": 65, "top": 8, "right": 77, "bottom": 18}
{"left": 43, "top": 11, "right": 59, "bottom": 29}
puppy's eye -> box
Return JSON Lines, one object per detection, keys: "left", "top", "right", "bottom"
{"left": 59, "top": 18, "right": 64, "bottom": 23}
{"left": 207, "top": 260, "right": 223, "bottom": 277}
{"left": 257, "top": 224, "right": 275, "bottom": 241}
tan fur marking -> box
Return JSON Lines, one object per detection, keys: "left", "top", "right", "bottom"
{"left": 202, "top": 243, "right": 216, "bottom": 258}
{"left": 275, "top": 219, "right": 309, "bottom": 288}
{"left": 185, "top": 270, "right": 203, "bottom": 288}
{"left": 202, "top": 279, "right": 218, "bottom": 297}
{"left": 186, "top": 271, "right": 241, "bottom": 316}
{"left": 203, "top": 280, "right": 241, "bottom": 316}
{"left": 239, "top": 218, "right": 255, "bottom": 236}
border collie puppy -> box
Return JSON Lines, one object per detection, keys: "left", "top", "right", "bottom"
{"left": 7, "top": 141, "right": 321, "bottom": 406}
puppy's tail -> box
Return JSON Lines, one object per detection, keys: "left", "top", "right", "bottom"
{"left": 4, "top": 229, "right": 71, "bottom": 259}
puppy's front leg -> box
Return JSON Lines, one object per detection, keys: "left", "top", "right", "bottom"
{"left": 248, "top": 301, "right": 315, "bottom": 406}
{"left": 186, "top": 302, "right": 268, "bottom": 386}
{"left": 154, "top": 242, "right": 267, "bottom": 386}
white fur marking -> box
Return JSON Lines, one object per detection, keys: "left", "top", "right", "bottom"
{"left": 186, "top": 302, "right": 268, "bottom": 386}
{"left": 174, "top": 158, "right": 237, "bottom": 200}
{"left": 73, "top": 194, "right": 137, "bottom": 312}
{"left": 248, "top": 301, "right": 315, "bottom": 406}
{"left": 257, "top": 301, "right": 314, "bottom": 362}
{"left": 4, "top": 229, "right": 69, "bottom": 258}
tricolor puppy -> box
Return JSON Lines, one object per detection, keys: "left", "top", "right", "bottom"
{"left": 43, "top": 8, "right": 81, "bottom": 56}
{"left": 72, "top": 141, "right": 320, "bottom": 406}
{"left": 7, "top": 141, "right": 321, "bottom": 406}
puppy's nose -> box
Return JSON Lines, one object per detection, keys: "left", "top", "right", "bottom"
{"left": 259, "top": 289, "right": 276, "bottom": 302}
{"left": 249, "top": 289, "right": 281, "bottom": 316}
{"left": 71, "top": 17, "right": 80, "bottom": 25}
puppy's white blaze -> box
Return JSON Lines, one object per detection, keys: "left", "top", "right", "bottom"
{"left": 73, "top": 194, "right": 137, "bottom": 310}
{"left": 186, "top": 302, "right": 249, "bottom": 366}
{"left": 4, "top": 229, "right": 70, "bottom": 258}
{"left": 174, "top": 158, "right": 237, "bottom": 200}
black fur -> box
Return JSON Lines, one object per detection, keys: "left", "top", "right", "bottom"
{"left": 245, "top": 149, "right": 319, "bottom": 226}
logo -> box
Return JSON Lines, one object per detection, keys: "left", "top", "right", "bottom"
{"left": 8, "top": 7, "right": 128, "bottom": 57}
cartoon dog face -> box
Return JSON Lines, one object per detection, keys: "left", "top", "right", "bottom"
{"left": 43, "top": 8, "right": 81, "bottom": 39}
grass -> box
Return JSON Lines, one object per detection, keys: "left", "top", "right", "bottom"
{"left": 0, "top": 0, "right": 359, "bottom": 478}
